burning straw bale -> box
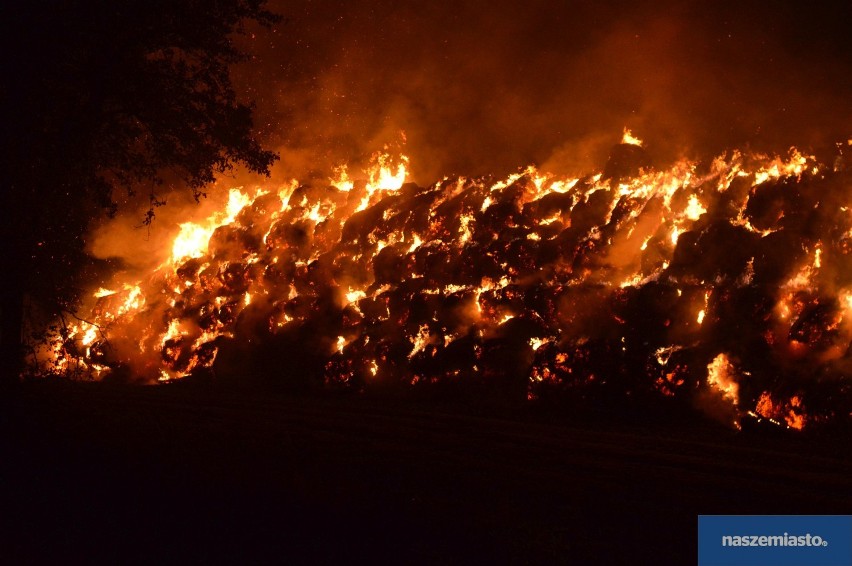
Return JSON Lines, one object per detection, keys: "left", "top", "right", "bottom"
{"left": 37, "top": 139, "right": 852, "bottom": 429}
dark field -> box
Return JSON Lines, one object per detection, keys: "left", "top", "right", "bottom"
{"left": 2, "top": 383, "right": 850, "bottom": 565}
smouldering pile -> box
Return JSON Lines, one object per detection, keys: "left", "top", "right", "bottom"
{"left": 41, "top": 132, "right": 852, "bottom": 429}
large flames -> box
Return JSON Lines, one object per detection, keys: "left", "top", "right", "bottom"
{"left": 36, "top": 136, "right": 852, "bottom": 430}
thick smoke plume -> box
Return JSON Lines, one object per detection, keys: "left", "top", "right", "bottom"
{"left": 238, "top": 0, "right": 852, "bottom": 181}
{"left": 89, "top": 1, "right": 852, "bottom": 273}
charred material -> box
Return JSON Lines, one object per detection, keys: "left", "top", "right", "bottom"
{"left": 38, "top": 142, "right": 852, "bottom": 431}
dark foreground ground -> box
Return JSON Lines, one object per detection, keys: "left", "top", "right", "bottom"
{"left": 1, "top": 383, "right": 851, "bottom": 565}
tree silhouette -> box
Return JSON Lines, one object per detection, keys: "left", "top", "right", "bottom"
{"left": 0, "top": 0, "right": 279, "bottom": 380}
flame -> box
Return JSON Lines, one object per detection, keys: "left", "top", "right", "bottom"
{"left": 498, "top": 313, "right": 515, "bottom": 325}
{"left": 707, "top": 353, "right": 739, "bottom": 405}
{"left": 409, "top": 324, "right": 431, "bottom": 358}
{"left": 94, "top": 287, "right": 116, "bottom": 298}
{"left": 345, "top": 288, "right": 366, "bottom": 305}
{"left": 753, "top": 149, "right": 810, "bottom": 185}
{"left": 753, "top": 391, "right": 807, "bottom": 430}
{"left": 369, "top": 153, "right": 408, "bottom": 191}
{"left": 529, "top": 337, "right": 551, "bottom": 351}
{"left": 330, "top": 165, "right": 354, "bottom": 192}
{"left": 684, "top": 195, "right": 706, "bottom": 221}
{"left": 81, "top": 324, "right": 98, "bottom": 347}
{"left": 621, "top": 128, "right": 643, "bottom": 146}
{"left": 356, "top": 152, "right": 409, "bottom": 212}
{"left": 36, "top": 133, "right": 852, "bottom": 430}
{"left": 669, "top": 226, "right": 681, "bottom": 246}
{"left": 172, "top": 188, "right": 257, "bottom": 261}
{"left": 116, "top": 284, "right": 144, "bottom": 317}
{"left": 697, "top": 290, "right": 710, "bottom": 325}
{"left": 172, "top": 223, "right": 212, "bottom": 261}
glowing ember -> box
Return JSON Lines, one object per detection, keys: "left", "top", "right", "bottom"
{"left": 35, "top": 136, "right": 852, "bottom": 430}
{"left": 697, "top": 291, "right": 710, "bottom": 325}
{"left": 753, "top": 391, "right": 807, "bottom": 430}
{"left": 529, "top": 337, "right": 551, "bottom": 351}
{"left": 409, "top": 325, "right": 431, "bottom": 358}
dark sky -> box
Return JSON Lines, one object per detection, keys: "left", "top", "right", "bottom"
{"left": 237, "top": 1, "right": 852, "bottom": 182}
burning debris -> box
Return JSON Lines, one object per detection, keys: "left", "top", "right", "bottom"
{"left": 35, "top": 136, "right": 852, "bottom": 430}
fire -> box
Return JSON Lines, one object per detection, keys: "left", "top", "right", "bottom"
{"left": 684, "top": 195, "right": 706, "bottom": 221}
{"left": 330, "top": 165, "right": 354, "bottom": 192}
{"left": 345, "top": 288, "right": 366, "bottom": 305}
{"left": 752, "top": 391, "right": 807, "bottom": 430}
{"left": 621, "top": 128, "right": 643, "bottom": 146}
{"left": 369, "top": 152, "right": 408, "bottom": 191}
{"left": 697, "top": 291, "right": 710, "bottom": 325}
{"left": 753, "top": 149, "right": 810, "bottom": 185}
{"left": 172, "top": 188, "right": 257, "bottom": 261}
{"left": 81, "top": 324, "right": 98, "bottom": 348}
{"left": 115, "top": 284, "right": 144, "bottom": 318}
{"left": 36, "top": 136, "right": 852, "bottom": 430}
{"left": 706, "top": 353, "right": 739, "bottom": 405}
{"left": 670, "top": 226, "right": 681, "bottom": 246}
{"left": 409, "top": 324, "right": 431, "bottom": 358}
{"left": 173, "top": 223, "right": 212, "bottom": 261}
{"left": 356, "top": 152, "right": 409, "bottom": 212}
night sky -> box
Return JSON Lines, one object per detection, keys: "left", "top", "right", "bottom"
{"left": 233, "top": 0, "right": 852, "bottom": 183}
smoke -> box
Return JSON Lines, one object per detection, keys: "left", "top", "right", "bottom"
{"left": 87, "top": 179, "right": 243, "bottom": 273}
{"left": 236, "top": 0, "right": 852, "bottom": 181}
{"left": 88, "top": 0, "right": 852, "bottom": 269}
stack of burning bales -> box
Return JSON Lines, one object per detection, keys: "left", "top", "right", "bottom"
{"left": 45, "top": 138, "right": 852, "bottom": 430}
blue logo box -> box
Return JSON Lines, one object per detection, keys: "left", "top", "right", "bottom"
{"left": 699, "top": 515, "right": 852, "bottom": 566}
